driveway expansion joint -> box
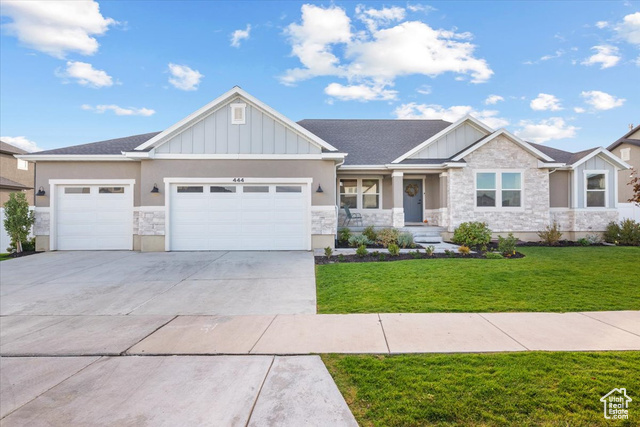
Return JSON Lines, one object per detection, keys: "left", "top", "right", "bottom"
{"left": 377, "top": 314, "right": 391, "bottom": 354}
{"left": 578, "top": 312, "right": 640, "bottom": 338}
{"left": 244, "top": 355, "right": 275, "bottom": 427}
{"left": 122, "top": 315, "right": 178, "bottom": 355}
{"left": 477, "top": 313, "right": 531, "bottom": 351}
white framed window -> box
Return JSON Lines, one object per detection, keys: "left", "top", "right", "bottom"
{"left": 585, "top": 171, "right": 608, "bottom": 208}
{"left": 620, "top": 147, "right": 630, "bottom": 161}
{"left": 475, "top": 171, "right": 522, "bottom": 208}
{"left": 339, "top": 178, "right": 381, "bottom": 209}
{"left": 230, "top": 103, "right": 246, "bottom": 124}
{"left": 17, "top": 159, "right": 29, "bottom": 170}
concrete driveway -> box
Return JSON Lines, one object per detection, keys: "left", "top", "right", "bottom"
{"left": 0, "top": 251, "right": 316, "bottom": 316}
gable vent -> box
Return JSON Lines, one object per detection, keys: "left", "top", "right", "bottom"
{"left": 231, "top": 103, "right": 246, "bottom": 125}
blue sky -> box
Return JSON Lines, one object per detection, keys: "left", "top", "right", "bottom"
{"left": 1, "top": 1, "right": 638, "bottom": 153}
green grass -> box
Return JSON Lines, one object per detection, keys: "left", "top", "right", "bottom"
{"left": 316, "top": 247, "right": 640, "bottom": 313}
{"left": 323, "top": 352, "right": 640, "bottom": 426}
{"left": 0, "top": 253, "right": 11, "bottom": 261}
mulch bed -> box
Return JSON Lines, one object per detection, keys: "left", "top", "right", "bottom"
{"left": 5, "top": 251, "right": 41, "bottom": 259}
{"left": 514, "top": 240, "right": 605, "bottom": 247}
{"left": 315, "top": 251, "right": 525, "bottom": 265}
{"left": 335, "top": 241, "right": 426, "bottom": 249}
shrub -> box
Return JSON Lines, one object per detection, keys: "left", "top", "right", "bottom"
{"left": 603, "top": 221, "right": 620, "bottom": 244}
{"left": 337, "top": 254, "right": 346, "bottom": 262}
{"left": 585, "top": 233, "right": 602, "bottom": 245}
{"left": 458, "top": 245, "right": 471, "bottom": 256}
{"left": 377, "top": 253, "right": 386, "bottom": 261}
{"left": 538, "top": 222, "right": 563, "bottom": 246}
{"left": 3, "top": 192, "right": 34, "bottom": 254}
{"left": 377, "top": 228, "right": 399, "bottom": 248}
{"left": 485, "top": 252, "right": 504, "bottom": 259}
{"left": 619, "top": 219, "right": 640, "bottom": 246}
{"left": 424, "top": 245, "right": 435, "bottom": 256}
{"left": 362, "top": 225, "right": 377, "bottom": 242}
{"left": 388, "top": 243, "right": 400, "bottom": 256}
{"left": 497, "top": 233, "right": 518, "bottom": 256}
{"left": 397, "top": 232, "right": 414, "bottom": 249}
{"left": 452, "top": 222, "right": 491, "bottom": 250}
{"left": 577, "top": 238, "right": 590, "bottom": 246}
{"left": 324, "top": 247, "right": 333, "bottom": 258}
{"left": 356, "top": 244, "right": 368, "bottom": 258}
{"left": 8, "top": 237, "right": 35, "bottom": 253}
{"left": 348, "top": 234, "right": 372, "bottom": 248}
{"left": 409, "top": 250, "right": 422, "bottom": 259}
{"left": 444, "top": 249, "right": 455, "bottom": 258}
{"left": 338, "top": 228, "right": 351, "bottom": 243}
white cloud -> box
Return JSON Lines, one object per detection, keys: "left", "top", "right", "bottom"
{"left": 168, "top": 63, "right": 204, "bottom": 91}
{"left": 407, "top": 4, "right": 437, "bottom": 13}
{"left": 581, "top": 45, "right": 621, "bottom": 69}
{"left": 484, "top": 94, "right": 504, "bottom": 105}
{"left": 530, "top": 93, "right": 563, "bottom": 111}
{"left": 81, "top": 104, "right": 155, "bottom": 116}
{"left": 324, "top": 82, "right": 397, "bottom": 101}
{"left": 57, "top": 61, "right": 113, "bottom": 88}
{"left": 281, "top": 4, "right": 493, "bottom": 94}
{"left": 635, "top": 55, "right": 640, "bottom": 66}
{"left": 393, "top": 103, "right": 509, "bottom": 129}
{"left": 230, "top": 24, "right": 251, "bottom": 48}
{"left": 574, "top": 107, "right": 586, "bottom": 113}
{"left": 0, "top": 0, "right": 116, "bottom": 58}
{"left": 540, "top": 50, "right": 564, "bottom": 61}
{"left": 614, "top": 12, "right": 640, "bottom": 45}
{"left": 0, "top": 136, "right": 42, "bottom": 152}
{"left": 580, "top": 90, "right": 626, "bottom": 110}
{"left": 514, "top": 118, "right": 578, "bottom": 143}
{"left": 595, "top": 21, "right": 609, "bottom": 29}
{"left": 416, "top": 84, "right": 432, "bottom": 95}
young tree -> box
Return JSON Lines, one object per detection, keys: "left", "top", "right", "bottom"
{"left": 3, "top": 192, "right": 35, "bottom": 253}
{"left": 629, "top": 169, "right": 640, "bottom": 206}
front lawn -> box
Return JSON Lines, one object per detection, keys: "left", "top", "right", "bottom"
{"left": 323, "top": 352, "right": 639, "bottom": 426}
{"left": 0, "top": 253, "right": 11, "bottom": 261}
{"left": 316, "top": 246, "right": 640, "bottom": 313}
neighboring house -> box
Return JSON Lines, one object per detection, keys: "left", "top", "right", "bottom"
{"left": 1, "top": 141, "right": 35, "bottom": 251}
{"left": 19, "top": 87, "right": 629, "bottom": 252}
{"left": 608, "top": 124, "right": 640, "bottom": 221}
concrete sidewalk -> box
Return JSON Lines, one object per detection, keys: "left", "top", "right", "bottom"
{"left": 3, "top": 311, "right": 638, "bottom": 357}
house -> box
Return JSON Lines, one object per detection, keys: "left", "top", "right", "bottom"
{"left": 19, "top": 87, "right": 630, "bottom": 252}
{"left": 1, "top": 141, "right": 34, "bottom": 205}
{"left": 608, "top": 124, "right": 640, "bottom": 221}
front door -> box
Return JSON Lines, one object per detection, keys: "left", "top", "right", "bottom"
{"left": 403, "top": 179, "right": 423, "bottom": 223}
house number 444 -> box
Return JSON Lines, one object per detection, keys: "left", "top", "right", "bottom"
{"left": 232, "top": 178, "right": 245, "bottom": 182}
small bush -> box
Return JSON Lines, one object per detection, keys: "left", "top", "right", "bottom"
{"left": 424, "top": 245, "right": 435, "bottom": 256}
{"left": 338, "top": 228, "right": 352, "bottom": 243}
{"left": 7, "top": 237, "right": 35, "bottom": 253}
{"left": 348, "top": 234, "right": 372, "bottom": 248}
{"left": 388, "top": 243, "right": 400, "bottom": 256}
{"left": 538, "top": 222, "right": 563, "bottom": 246}
{"left": 452, "top": 222, "right": 491, "bottom": 250}
{"left": 577, "top": 238, "right": 590, "bottom": 246}
{"left": 619, "top": 219, "right": 640, "bottom": 245}
{"left": 485, "top": 252, "right": 504, "bottom": 259}
{"left": 444, "top": 249, "right": 456, "bottom": 258}
{"left": 409, "top": 250, "right": 422, "bottom": 259}
{"left": 397, "top": 232, "right": 414, "bottom": 249}
{"left": 497, "top": 233, "right": 518, "bottom": 256}
{"left": 585, "top": 233, "right": 602, "bottom": 245}
{"left": 377, "top": 228, "right": 399, "bottom": 248}
{"left": 324, "top": 247, "right": 333, "bottom": 258}
{"left": 337, "top": 254, "right": 346, "bottom": 262}
{"left": 604, "top": 221, "right": 620, "bottom": 244}
{"left": 356, "top": 244, "right": 368, "bottom": 258}
{"left": 362, "top": 225, "right": 377, "bottom": 242}
{"left": 458, "top": 245, "right": 471, "bottom": 256}
{"left": 377, "top": 253, "right": 386, "bottom": 261}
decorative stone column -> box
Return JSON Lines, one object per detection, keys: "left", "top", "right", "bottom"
{"left": 391, "top": 171, "right": 405, "bottom": 228}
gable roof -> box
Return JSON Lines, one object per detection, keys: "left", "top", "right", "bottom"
{"left": 0, "top": 176, "right": 32, "bottom": 190}
{"left": 0, "top": 140, "right": 28, "bottom": 155}
{"left": 528, "top": 143, "right": 597, "bottom": 164}
{"left": 135, "top": 86, "right": 338, "bottom": 153}
{"left": 22, "top": 132, "right": 160, "bottom": 156}
{"left": 450, "top": 129, "right": 555, "bottom": 162}
{"left": 608, "top": 124, "right": 640, "bottom": 151}
{"left": 296, "top": 119, "right": 451, "bottom": 165}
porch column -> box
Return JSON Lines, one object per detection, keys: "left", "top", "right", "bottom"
{"left": 391, "top": 171, "right": 404, "bottom": 228}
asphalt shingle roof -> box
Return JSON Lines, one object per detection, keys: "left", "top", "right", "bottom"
{"left": 608, "top": 125, "right": 640, "bottom": 151}
{"left": 0, "top": 177, "right": 32, "bottom": 190}
{"left": 25, "top": 132, "right": 161, "bottom": 155}
{"left": 0, "top": 141, "right": 28, "bottom": 155}
{"left": 528, "top": 142, "right": 597, "bottom": 164}
{"left": 297, "top": 119, "right": 451, "bottom": 165}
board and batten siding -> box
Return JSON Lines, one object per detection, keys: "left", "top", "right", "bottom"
{"left": 155, "top": 99, "right": 321, "bottom": 155}
{"left": 408, "top": 122, "right": 488, "bottom": 159}
{"left": 574, "top": 154, "right": 617, "bottom": 208}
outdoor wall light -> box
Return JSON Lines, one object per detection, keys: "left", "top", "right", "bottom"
{"left": 316, "top": 184, "right": 324, "bottom": 193}
{"left": 36, "top": 186, "right": 46, "bottom": 196}
{"left": 151, "top": 184, "right": 160, "bottom": 193}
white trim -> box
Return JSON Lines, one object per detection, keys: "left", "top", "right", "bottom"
{"left": 152, "top": 153, "right": 336, "bottom": 160}
{"left": 538, "top": 161, "right": 567, "bottom": 168}
{"left": 134, "top": 206, "right": 166, "bottom": 212}
{"left": 123, "top": 151, "right": 150, "bottom": 159}
{"left": 338, "top": 165, "right": 388, "bottom": 170}
{"left": 392, "top": 115, "right": 494, "bottom": 164}
{"left": 16, "top": 158, "right": 29, "bottom": 170}
{"left": 338, "top": 176, "right": 383, "bottom": 210}
{"left": 16, "top": 155, "right": 134, "bottom": 162}
{"left": 49, "top": 179, "right": 136, "bottom": 186}
{"left": 391, "top": 171, "right": 404, "bottom": 178}
{"left": 230, "top": 102, "right": 246, "bottom": 125}
{"left": 620, "top": 147, "right": 631, "bottom": 162}
{"left": 474, "top": 170, "right": 525, "bottom": 211}
{"left": 570, "top": 147, "right": 631, "bottom": 170}
{"left": 572, "top": 170, "right": 578, "bottom": 208}
{"left": 34, "top": 206, "right": 51, "bottom": 212}
{"left": 311, "top": 205, "right": 337, "bottom": 212}
{"left": 163, "top": 177, "right": 313, "bottom": 185}
{"left": 451, "top": 129, "right": 555, "bottom": 162}
{"left": 583, "top": 170, "right": 609, "bottom": 209}
{"left": 135, "top": 87, "right": 338, "bottom": 152}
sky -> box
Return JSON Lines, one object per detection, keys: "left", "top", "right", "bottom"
{"left": 0, "top": 1, "right": 638, "bottom": 153}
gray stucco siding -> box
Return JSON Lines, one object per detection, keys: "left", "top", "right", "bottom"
{"left": 574, "top": 154, "right": 617, "bottom": 208}
{"left": 155, "top": 99, "right": 321, "bottom": 155}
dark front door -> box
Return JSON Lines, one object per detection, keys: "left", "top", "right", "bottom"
{"left": 403, "top": 179, "right": 423, "bottom": 223}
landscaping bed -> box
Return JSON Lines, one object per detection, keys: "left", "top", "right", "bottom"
{"left": 323, "top": 351, "right": 640, "bottom": 426}
{"left": 316, "top": 250, "right": 524, "bottom": 265}
{"left": 0, "top": 251, "right": 40, "bottom": 260}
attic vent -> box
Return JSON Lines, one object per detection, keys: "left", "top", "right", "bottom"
{"left": 231, "top": 103, "right": 246, "bottom": 125}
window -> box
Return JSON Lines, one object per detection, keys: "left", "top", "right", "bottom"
{"left": 230, "top": 103, "right": 246, "bottom": 124}
{"left": 210, "top": 186, "right": 236, "bottom": 193}
{"left": 244, "top": 186, "right": 269, "bottom": 193}
{"left": 17, "top": 159, "right": 29, "bottom": 170}
{"left": 276, "top": 186, "right": 302, "bottom": 193}
{"left": 177, "top": 186, "right": 203, "bottom": 193}
{"left": 339, "top": 178, "right": 381, "bottom": 209}
{"left": 65, "top": 187, "right": 90, "bottom": 194}
{"left": 99, "top": 187, "right": 124, "bottom": 194}
{"left": 620, "top": 148, "right": 630, "bottom": 161}
{"left": 586, "top": 173, "right": 606, "bottom": 207}
{"left": 475, "top": 172, "right": 522, "bottom": 208}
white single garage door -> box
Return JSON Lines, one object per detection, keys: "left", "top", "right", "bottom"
{"left": 55, "top": 184, "right": 133, "bottom": 250}
{"left": 169, "top": 182, "right": 309, "bottom": 250}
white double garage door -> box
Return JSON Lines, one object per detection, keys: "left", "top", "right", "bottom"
{"left": 53, "top": 180, "right": 311, "bottom": 251}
